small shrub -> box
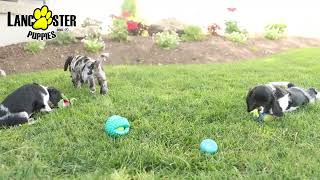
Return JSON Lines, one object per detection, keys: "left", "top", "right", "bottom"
{"left": 24, "top": 41, "right": 46, "bottom": 53}
{"left": 52, "top": 31, "right": 76, "bottom": 45}
{"left": 109, "top": 19, "right": 129, "bottom": 42}
{"left": 225, "top": 32, "right": 248, "bottom": 43}
{"left": 264, "top": 23, "right": 287, "bottom": 40}
{"left": 86, "top": 27, "right": 102, "bottom": 40}
{"left": 208, "top": 23, "right": 221, "bottom": 36}
{"left": 80, "top": 18, "right": 103, "bottom": 39}
{"left": 121, "top": 0, "right": 136, "bottom": 18}
{"left": 83, "top": 38, "right": 105, "bottom": 53}
{"left": 82, "top": 17, "right": 102, "bottom": 27}
{"left": 225, "top": 20, "right": 242, "bottom": 34}
{"left": 181, "top": 25, "right": 205, "bottom": 41}
{"left": 154, "top": 31, "right": 180, "bottom": 49}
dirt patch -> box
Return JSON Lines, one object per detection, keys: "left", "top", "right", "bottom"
{"left": 0, "top": 36, "right": 320, "bottom": 75}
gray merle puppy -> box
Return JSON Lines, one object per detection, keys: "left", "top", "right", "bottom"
{"left": 64, "top": 53, "right": 109, "bottom": 94}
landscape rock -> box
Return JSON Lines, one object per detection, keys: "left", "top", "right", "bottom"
{"left": 0, "top": 69, "right": 6, "bottom": 77}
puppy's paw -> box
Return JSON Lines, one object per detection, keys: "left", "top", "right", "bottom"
{"left": 28, "top": 118, "right": 37, "bottom": 125}
{"left": 100, "top": 87, "right": 108, "bottom": 95}
{"left": 40, "top": 105, "right": 52, "bottom": 112}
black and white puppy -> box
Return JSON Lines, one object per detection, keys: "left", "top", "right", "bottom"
{"left": 0, "top": 83, "right": 62, "bottom": 127}
{"left": 246, "top": 82, "right": 320, "bottom": 117}
{"left": 64, "top": 53, "right": 109, "bottom": 95}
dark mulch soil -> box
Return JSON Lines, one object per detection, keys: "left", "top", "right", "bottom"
{"left": 0, "top": 36, "right": 320, "bottom": 75}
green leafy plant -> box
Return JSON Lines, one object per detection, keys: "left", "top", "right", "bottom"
{"left": 80, "top": 18, "right": 103, "bottom": 39}
{"left": 24, "top": 41, "right": 46, "bottom": 53}
{"left": 264, "top": 23, "right": 287, "bottom": 40}
{"left": 225, "top": 32, "right": 248, "bottom": 43}
{"left": 83, "top": 38, "right": 105, "bottom": 53}
{"left": 109, "top": 18, "right": 129, "bottom": 42}
{"left": 82, "top": 17, "right": 102, "bottom": 27}
{"left": 121, "top": 0, "right": 136, "bottom": 18}
{"left": 52, "top": 31, "right": 76, "bottom": 45}
{"left": 181, "top": 25, "right": 205, "bottom": 41}
{"left": 154, "top": 31, "right": 180, "bottom": 49}
{"left": 225, "top": 20, "right": 243, "bottom": 34}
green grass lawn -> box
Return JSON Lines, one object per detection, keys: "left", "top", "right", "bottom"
{"left": 1, "top": 48, "right": 320, "bottom": 179}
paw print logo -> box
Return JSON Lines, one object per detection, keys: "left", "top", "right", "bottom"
{"left": 32, "top": 5, "right": 53, "bottom": 30}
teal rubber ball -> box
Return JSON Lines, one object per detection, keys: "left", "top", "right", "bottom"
{"left": 200, "top": 139, "right": 218, "bottom": 154}
{"left": 104, "top": 115, "right": 130, "bottom": 137}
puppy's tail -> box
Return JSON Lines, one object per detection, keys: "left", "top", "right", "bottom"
{"left": 64, "top": 56, "right": 73, "bottom": 71}
{"left": 0, "top": 113, "right": 29, "bottom": 127}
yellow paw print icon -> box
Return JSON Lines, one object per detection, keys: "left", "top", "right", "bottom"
{"left": 32, "top": 5, "right": 53, "bottom": 30}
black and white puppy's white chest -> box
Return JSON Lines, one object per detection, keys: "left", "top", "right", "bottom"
{"left": 0, "top": 83, "right": 62, "bottom": 127}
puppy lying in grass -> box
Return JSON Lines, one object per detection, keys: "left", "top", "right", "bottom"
{"left": 64, "top": 53, "right": 109, "bottom": 95}
{"left": 0, "top": 83, "right": 62, "bottom": 127}
{"left": 246, "top": 82, "right": 320, "bottom": 117}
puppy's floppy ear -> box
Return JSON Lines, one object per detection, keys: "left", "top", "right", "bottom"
{"left": 271, "top": 94, "right": 283, "bottom": 117}
{"left": 287, "top": 83, "right": 295, "bottom": 88}
{"left": 47, "top": 87, "right": 62, "bottom": 107}
{"left": 100, "top": 53, "right": 110, "bottom": 61}
{"left": 64, "top": 56, "right": 73, "bottom": 71}
{"left": 93, "top": 60, "right": 103, "bottom": 69}
{"left": 246, "top": 88, "right": 255, "bottom": 112}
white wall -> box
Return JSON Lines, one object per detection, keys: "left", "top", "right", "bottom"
{"left": 0, "top": 0, "right": 44, "bottom": 46}
{"left": 49, "top": 0, "right": 320, "bottom": 37}
{"left": 1, "top": 0, "right": 320, "bottom": 46}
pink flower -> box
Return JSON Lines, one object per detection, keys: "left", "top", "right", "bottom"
{"left": 227, "top": 8, "right": 237, "bottom": 12}
{"left": 122, "top": 10, "right": 130, "bottom": 18}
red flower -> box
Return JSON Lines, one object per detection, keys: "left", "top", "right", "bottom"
{"left": 127, "top": 20, "right": 139, "bottom": 30}
{"left": 208, "top": 23, "right": 221, "bottom": 36}
{"left": 227, "top": 8, "right": 237, "bottom": 12}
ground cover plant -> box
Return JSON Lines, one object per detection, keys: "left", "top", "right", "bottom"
{"left": 265, "top": 23, "right": 287, "bottom": 40}
{"left": 109, "top": 18, "right": 129, "bottom": 42}
{"left": 154, "top": 30, "right": 180, "bottom": 49}
{"left": 224, "top": 21, "right": 248, "bottom": 43}
{"left": 225, "top": 20, "right": 243, "bottom": 34}
{"left": 24, "top": 41, "right": 46, "bottom": 53}
{"left": 83, "top": 38, "right": 105, "bottom": 53}
{"left": 181, "top": 25, "right": 205, "bottom": 41}
{"left": 225, "top": 31, "right": 248, "bottom": 43}
{"left": 52, "top": 31, "right": 77, "bottom": 45}
{"left": 1, "top": 48, "right": 320, "bottom": 179}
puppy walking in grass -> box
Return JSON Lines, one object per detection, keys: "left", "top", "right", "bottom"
{"left": 64, "top": 53, "right": 109, "bottom": 94}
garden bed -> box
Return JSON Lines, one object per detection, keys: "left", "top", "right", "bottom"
{"left": 0, "top": 36, "right": 320, "bottom": 75}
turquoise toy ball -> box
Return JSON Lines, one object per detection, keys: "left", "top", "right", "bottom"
{"left": 104, "top": 115, "right": 130, "bottom": 137}
{"left": 200, "top": 139, "right": 218, "bottom": 154}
